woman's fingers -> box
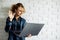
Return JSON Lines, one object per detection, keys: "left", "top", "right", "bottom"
{"left": 26, "top": 34, "right": 32, "bottom": 37}
{"left": 8, "top": 10, "right": 15, "bottom": 19}
{"left": 8, "top": 10, "right": 15, "bottom": 21}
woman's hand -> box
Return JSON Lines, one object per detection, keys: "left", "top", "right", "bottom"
{"left": 26, "top": 34, "right": 32, "bottom": 37}
{"left": 8, "top": 10, "right": 15, "bottom": 21}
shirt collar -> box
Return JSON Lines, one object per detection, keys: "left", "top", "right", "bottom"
{"left": 13, "top": 16, "right": 21, "bottom": 21}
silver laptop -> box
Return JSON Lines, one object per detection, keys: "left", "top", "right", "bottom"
{"left": 19, "top": 23, "right": 44, "bottom": 37}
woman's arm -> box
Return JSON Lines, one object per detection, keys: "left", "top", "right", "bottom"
{"left": 5, "top": 10, "right": 15, "bottom": 32}
{"left": 5, "top": 17, "right": 12, "bottom": 32}
{"left": 21, "top": 19, "right": 32, "bottom": 37}
{"left": 22, "top": 19, "right": 26, "bottom": 29}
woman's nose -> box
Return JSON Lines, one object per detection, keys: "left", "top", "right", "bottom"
{"left": 19, "top": 11, "right": 21, "bottom": 13}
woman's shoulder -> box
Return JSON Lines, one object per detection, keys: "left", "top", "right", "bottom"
{"left": 21, "top": 17, "right": 26, "bottom": 22}
{"left": 6, "top": 17, "right": 10, "bottom": 21}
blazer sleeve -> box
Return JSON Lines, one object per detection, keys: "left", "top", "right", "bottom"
{"left": 22, "top": 18, "right": 26, "bottom": 29}
{"left": 5, "top": 17, "right": 12, "bottom": 33}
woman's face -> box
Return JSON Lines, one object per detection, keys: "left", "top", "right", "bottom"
{"left": 15, "top": 7, "right": 24, "bottom": 16}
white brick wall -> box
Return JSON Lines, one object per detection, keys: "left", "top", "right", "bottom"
{"left": 0, "top": 0, "right": 60, "bottom": 40}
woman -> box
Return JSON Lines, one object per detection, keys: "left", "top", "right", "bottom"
{"left": 5, "top": 3, "right": 31, "bottom": 40}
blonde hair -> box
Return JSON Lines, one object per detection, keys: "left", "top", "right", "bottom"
{"left": 10, "top": 3, "right": 25, "bottom": 13}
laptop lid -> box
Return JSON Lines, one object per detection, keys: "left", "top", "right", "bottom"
{"left": 19, "top": 23, "right": 44, "bottom": 37}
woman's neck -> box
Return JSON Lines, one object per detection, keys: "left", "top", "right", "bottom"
{"left": 15, "top": 14, "right": 20, "bottom": 20}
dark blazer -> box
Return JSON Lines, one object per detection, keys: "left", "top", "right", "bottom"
{"left": 5, "top": 16, "right": 26, "bottom": 40}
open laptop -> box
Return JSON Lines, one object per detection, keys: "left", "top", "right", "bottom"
{"left": 19, "top": 23, "right": 44, "bottom": 37}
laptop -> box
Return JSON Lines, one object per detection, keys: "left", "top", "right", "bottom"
{"left": 19, "top": 23, "right": 44, "bottom": 37}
